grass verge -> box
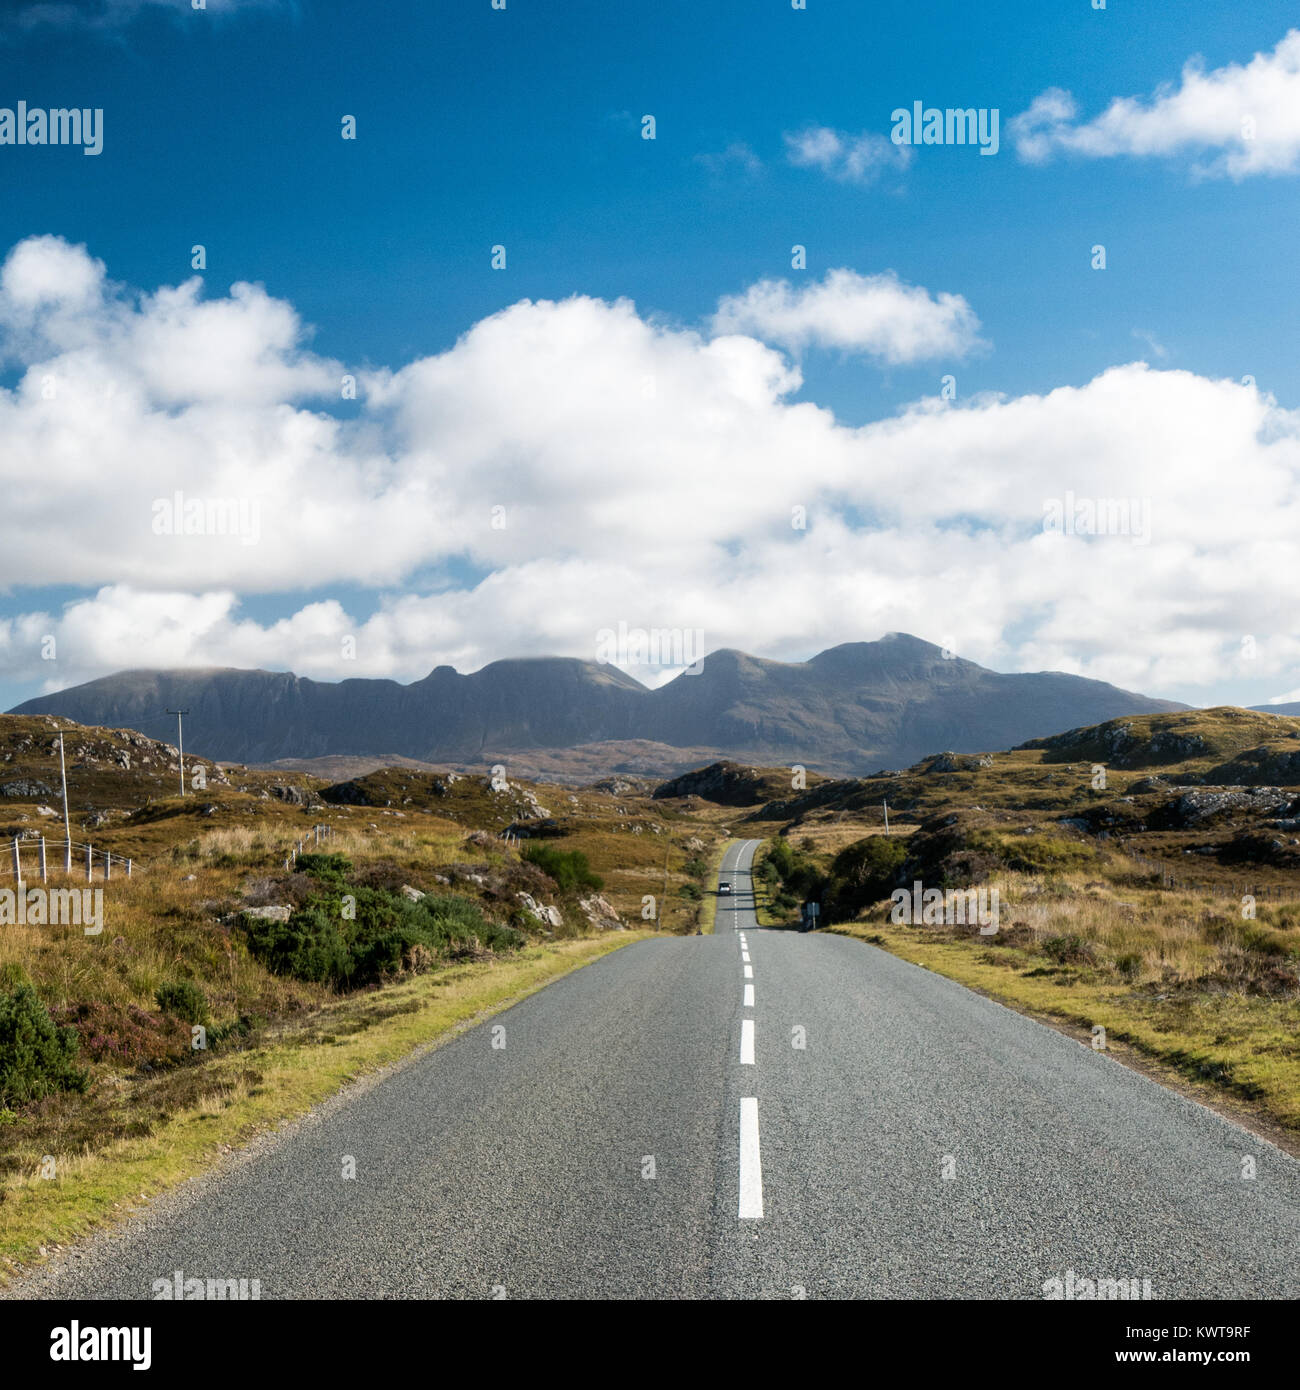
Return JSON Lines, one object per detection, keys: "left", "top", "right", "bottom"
{"left": 0, "top": 931, "right": 650, "bottom": 1281}
{"left": 748, "top": 840, "right": 792, "bottom": 928}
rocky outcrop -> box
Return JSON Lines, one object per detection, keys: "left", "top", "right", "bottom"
{"left": 0, "top": 778, "right": 53, "bottom": 798}
{"left": 927, "top": 752, "right": 993, "bottom": 773}
{"left": 653, "top": 762, "right": 797, "bottom": 806}
{"left": 1153, "top": 787, "right": 1294, "bottom": 829}
{"left": 517, "top": 893, "right": 563, "bottom": 928}
{"left": 578, "top": 893, "right": 626, "bottom": 931}
{"left": 1203, "top": 746, "right": 1300, "bottom": 787}
{"left": 269, "top": 783, "right": 320, "bottom": 808}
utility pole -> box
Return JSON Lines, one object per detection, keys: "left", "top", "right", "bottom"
{"left": 166, "top": 709, "right": 189, "bottom": 796}
{"left": 58, "top": 729, "right": 72, "bottom": 871}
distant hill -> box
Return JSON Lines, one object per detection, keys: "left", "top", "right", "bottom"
{"left": 1018, "top": 707, "right": 1300, "bottom": 770}
{"left": 9, "top": 634, "right": 1187, "bottom": 776}
{"left": 652, "top": 761, "right": 827, "bottom": 807}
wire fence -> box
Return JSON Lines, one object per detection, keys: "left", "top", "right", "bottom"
{"left": 1, "top": 834, "right": 134, "bottom": 883}
{"left": 284, "top": 823, "right": 336, "bottom": 869}
{"left": 1, "top": 822, "right": 341, "bottom": 885}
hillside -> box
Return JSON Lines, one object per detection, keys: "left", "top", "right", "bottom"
{"left": 1019, "top": 707, "right": 1300, "bottom": 771}
{"left": 749, "top": 704, "right": 1300, "bottom": 896}
{"left": 9, "top": 633, "right": 1185, "bottom": 776}
{"left": 652, "top": 760, "right": 827, "bottom": 806}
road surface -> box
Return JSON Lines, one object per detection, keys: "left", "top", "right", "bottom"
{"left": 19, "top": 839, "right": 1300, "bottom": 1299}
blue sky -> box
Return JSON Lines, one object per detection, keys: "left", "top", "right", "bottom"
{"left": 1, "top": 0, "right": 1299, "bottom": 714}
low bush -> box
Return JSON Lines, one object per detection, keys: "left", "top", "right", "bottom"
{"left": 294, "top": 853, "right": 354, "bottom": 886}
{"left": 240, "top": 881, "right": 524, "bottom": 989}
{"left": 155, "top": 980, "right": 209, "bottom": 1024}
{"left": 762, "top": 838, "right": 823, "bottom": 901}
{"left": 53, "top": 1001, "right": 191, "bottom": 1068}
{"left": 1042, "top": 933, "right": 1094, "bottom": 965}
{"left": 0, "top": 987, "right": 89, "bottom": 1106}
{"left": 241, "top": 903, "right": 351, "bottom": 984}
{"left": 824, "top": 836, "right": 907, "bottom": 918}
{"left": 521, "top": 844, "right": 604, "bottom": 893}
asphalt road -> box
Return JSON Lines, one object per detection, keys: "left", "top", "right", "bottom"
{"left": 21, "top": 838, "right": 1300, "bottom": 1299}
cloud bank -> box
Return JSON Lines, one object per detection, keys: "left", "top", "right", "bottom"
{"left": 1, "top": 236, "right": 1298, "bottom": 701}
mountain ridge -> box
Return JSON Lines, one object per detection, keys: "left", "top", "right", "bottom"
{"left": 10, "top": 633, "right": 1191, "bottom": 776}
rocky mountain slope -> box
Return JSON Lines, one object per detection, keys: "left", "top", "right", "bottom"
{"left": 10, "top": 633, "right": 1187, "bottom": 776}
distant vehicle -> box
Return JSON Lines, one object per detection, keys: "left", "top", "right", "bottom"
{"left": 718, "top": 881, "right": 732, "bottom": 895}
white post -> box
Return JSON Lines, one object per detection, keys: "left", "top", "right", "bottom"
{"left": 39, "top": 836, "right": 47, "bottom": 883}
{"left": 126, "top": 859, "right": 132, "bottom": 878}
{"left": 167, "top": 708, "right": 189, "bottom": 796}
{"left": 86, "top": 842, "right": 92, "bottom": 883}
{"left": 12, "top": 837, "right": 21, "bottom": 886}
{"left": 883, "top": 799, "right": 890, "bottom": 837}
{"left": 105, "top": 850, "right": 111, "bottom": 882}
{"left": 58, "top": 730, "right": 72, "bottom": 868}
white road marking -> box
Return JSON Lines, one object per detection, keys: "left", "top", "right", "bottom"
{"left": 743, "top": 963, "right": 753, "bottom": 979}
{"left": 739, "top": 1098, "right": 763, "bottom": 1219}
{"left": 743, "top": 983, "right": 754, "bottom": 1007}
{"left": 741, "top": 951, "right": 750, "bottom": 962}
{"left": 740, "top": 1017, "right": 755, "bottom": 1064}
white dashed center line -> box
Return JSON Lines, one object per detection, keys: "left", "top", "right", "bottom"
{"left": 739, "top": 1097, "right": 763, "bottom": 1218}
{"left": 730, "top": 848, "right": 764, "bottom": 1220}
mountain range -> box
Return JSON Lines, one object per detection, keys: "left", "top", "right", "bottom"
{"left": 8, "top": 633, "right": 1192, "bottom": 778}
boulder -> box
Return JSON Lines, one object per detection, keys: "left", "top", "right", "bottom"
{"left": 270, "top": 784, "right": 320, "bottom": 808}
{"left": 578, "top": 893, "right": 625, "bottom": 932}
{"left": 517, "top": 892, "right": 563, "bottom": 928}
{"left": 240, "top": 905, "right": 292, "bottom": 923}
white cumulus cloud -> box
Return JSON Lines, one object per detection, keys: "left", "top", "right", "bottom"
{"left": 784, "top": 125, "right": 911, "bottom": 184}
{"left": 711, "top": 269, "right": 983, "bottom": 363}
{"left": 1011, "top": 29, "right": 1300, "bottom": 178}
